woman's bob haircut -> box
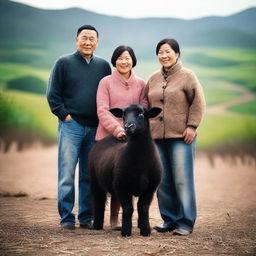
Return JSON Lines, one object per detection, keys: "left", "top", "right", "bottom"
{"left": 111, "top": 45, "right": 137, "bottom": 67}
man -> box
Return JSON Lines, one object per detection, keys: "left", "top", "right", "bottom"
{"left": 47, "top": 25, "right": 111, "bottom": 229}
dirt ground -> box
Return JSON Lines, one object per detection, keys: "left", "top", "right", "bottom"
{"left": 0, "top": 145, "right": 256, "bottom": 255}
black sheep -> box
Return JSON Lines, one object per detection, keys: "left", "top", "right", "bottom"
{"left": 89, "top": 104, "right": 162, "bottom": 236}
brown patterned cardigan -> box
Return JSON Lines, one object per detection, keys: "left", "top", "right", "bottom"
{"left": 146, "top": 62, "right": 206, "bottom": 139}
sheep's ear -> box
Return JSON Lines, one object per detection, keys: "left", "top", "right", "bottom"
{"left": 109, "top": 108, "right": 123, "bottom": 118}
{"left": 145, "top": 107, "right": 162, "bottom": 118}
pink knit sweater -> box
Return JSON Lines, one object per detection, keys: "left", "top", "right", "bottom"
{"left": 95, "top": 69, "right": 148, "bottom": 140}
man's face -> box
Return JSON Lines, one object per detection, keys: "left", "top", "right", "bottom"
{"left": 76, "top": 29, "right": 98, "bottom": 59}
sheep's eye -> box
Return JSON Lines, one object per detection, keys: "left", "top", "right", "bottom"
{"left": 138, "top": 113, "right": 144, "bottom": 117}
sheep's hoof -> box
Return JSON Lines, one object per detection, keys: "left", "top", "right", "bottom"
{"left": 121, "top": 230, "right": 131, "bottom": 237}
{"left": 93, "top": 224, "right": 103, "bottom": 230}
{"left": 93, "top": 227, "right": 103, "bottom": 230}
{"left": 140, "top": 229, "right": 151, "bottom": 236}
{"left": 121, "top": 234, "right": 131, "bottom": 237}
{"left": 111, "top": 226, "right": 122, "bottom": 231}
{"left": 141, "top": 233, "right": 151, "bottom": 237}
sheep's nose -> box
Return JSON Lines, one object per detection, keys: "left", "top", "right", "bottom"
{"left": 124, "top": 123, "right": 136, "bottom": 135}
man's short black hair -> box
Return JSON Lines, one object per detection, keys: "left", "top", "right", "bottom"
{"left": 156, "top": 38, "right": 181, "bottom": 58}
{"left": 77, "top": 25, "right": 99, "bottom": 37}
{"left": 111, "top": 45, "right": 137, "bottom": 67}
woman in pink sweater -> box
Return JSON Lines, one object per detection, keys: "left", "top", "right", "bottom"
{"left": 95, "top": 45, "right": 148, "bottom": 229}
{"left": 96, "top": 45, "right": 148, "bottom": 141}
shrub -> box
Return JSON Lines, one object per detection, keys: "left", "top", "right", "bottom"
{"left": 0, "top": 92, "right": 33, "bottom": 128}
{"left": 7, "top": 76, "right": 46, "bottom": 94}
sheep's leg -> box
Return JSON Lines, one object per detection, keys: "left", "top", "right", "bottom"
{"left": 137, "top": 191, "right": 154, "bottom": 236}
{"left": 92, "top": 186, "right": 106, "bottom": 230}
{"left": 110, "top": 195, "right": 121, "bottom": 229}
{"left": 119, "top": 194, "right": 133, "bottom": 237}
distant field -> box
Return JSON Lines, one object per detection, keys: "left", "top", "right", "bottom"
{"left": 0, "top": 62, "right": 50, "bottom": 89}
{"left": 1, "top": 47, "right": 256, "bottom": 149}
{"left": 228, "top": 99, "right": 256, "bottom": 116}
{"left": 2, "top": 89, "right": 256, "bottom": 150}
{"left": 183, "top": 47, "right": 256, "bottom": 93}
{"left": 183, "top": 47, "right": 256, "bottom": 64}
{"left": 0, "top": 48, "right": 58, "bottom": 69}
{"left": 197, "top": 113, "right": 256, "bottom": 149}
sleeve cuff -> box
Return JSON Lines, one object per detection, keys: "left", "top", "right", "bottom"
{"left": 57, "top": 109, "right": 69, "bottom": 121}
{"left": 187, "top": 125, "right": 197, "bottom": 129}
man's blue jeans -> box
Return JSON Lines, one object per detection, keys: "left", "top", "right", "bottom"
{"left": 57, "top": 119, "right": 96, "bottom": 225}
{"left": 155, "top": 138, "right": 196, "bottom": 232}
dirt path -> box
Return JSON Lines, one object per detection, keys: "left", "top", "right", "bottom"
{"left": 0, "top": 146, "right": 255, "bottom": 255}
{"left": 207, "top": 83, "right": 256, "bottom": 116}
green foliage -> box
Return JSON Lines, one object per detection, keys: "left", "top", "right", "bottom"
{"left": 1, "top": 90, "right": 57, "bottom": 140}
{"left": 0, "top": 62, "right": 49, "bottom": 92}
{"left": 228, "top": 100, "right": 256, "bottom": 115}
{"left": 7, "top": 76, "right": 46, "bottom": 94}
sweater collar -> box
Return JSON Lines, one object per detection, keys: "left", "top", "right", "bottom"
{"left": 113, "top": 69, "right": 136, "bottom": 86}
{"left": 161, "top": 61, "right": 182, "bottom": 78}
{"left": 75, "top": 50, "right": 94, "bottom": 63}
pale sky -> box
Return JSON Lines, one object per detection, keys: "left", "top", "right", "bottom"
{"left": 11, "top": 0, "right": 256, "bottom": 19}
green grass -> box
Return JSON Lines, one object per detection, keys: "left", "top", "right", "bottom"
{"left": 197, "top": 113, "right": 256, "bottom": 149}
{"left": 0, "top": 92, "right": 34, "bottom": 129}
{"left": 200, "top": 79, "right": 243, "bottom": 106}
{"left": 3, "top": 90, "right": 57, "bottom": 140}
{"left": 228, "top": 99, "right": 256, "bottom": 115}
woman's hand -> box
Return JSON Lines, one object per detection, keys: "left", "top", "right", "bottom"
{"left": 116, "top": 131, "right": 127, "bottom": 141}
{"left": 182, "top": 127, "right": 196, "bottom": 144}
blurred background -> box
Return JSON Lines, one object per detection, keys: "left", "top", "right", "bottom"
{"left": 0, "top": 0, "right": 256, "bottom": 162}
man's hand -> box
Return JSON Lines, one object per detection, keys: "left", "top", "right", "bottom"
{"left": 182, "top": 127, "right": 196, "bottom": 144}
{"left": 64, "top": 114, "right": 72, "bottom": 121}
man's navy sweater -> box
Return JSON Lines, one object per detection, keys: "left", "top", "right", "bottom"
{"left": 47, "top": 51, "right": 111, "bottom": 127}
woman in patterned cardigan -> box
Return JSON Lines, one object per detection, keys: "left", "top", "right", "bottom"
{"left": 147, "top": 38, "right": 206, "bottom": 236}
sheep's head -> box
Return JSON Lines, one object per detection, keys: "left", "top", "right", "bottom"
{"left": 110, "top": 104, "right": 161, "bottom": 136}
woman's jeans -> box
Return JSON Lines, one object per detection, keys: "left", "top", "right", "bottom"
{"left": 58, "top": 119, "right": 96, "bottom": 225}
{"left": 155, "top": 138, "right": 196, "bottom": 232}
